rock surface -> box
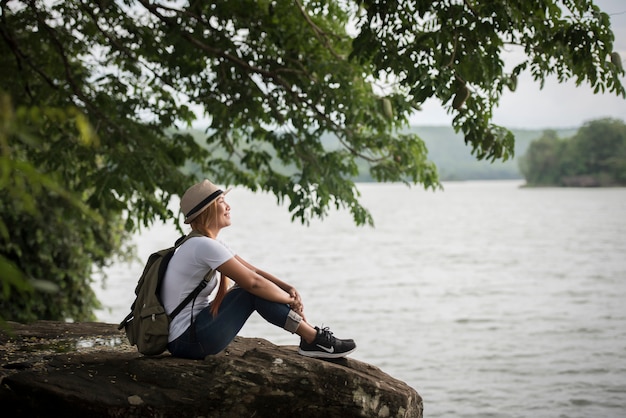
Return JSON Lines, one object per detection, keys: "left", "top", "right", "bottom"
{"left": 0, "top": 321, "right": 423, "bottom": 417}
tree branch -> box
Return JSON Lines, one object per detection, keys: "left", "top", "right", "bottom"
{"left": 463, "top": 0, "right": 478, "bottom": 17}
{"left": 136, "top": 0, "right": 383, "bottom": 164}
{"left": 294, "top": 0, "right": 344, "bottom": 61}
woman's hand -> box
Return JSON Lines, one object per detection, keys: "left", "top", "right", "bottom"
{"left": 288, "top": 287, "right": 306, "bottom": 321}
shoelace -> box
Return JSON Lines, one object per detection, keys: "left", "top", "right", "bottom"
{"left": 318, "top": 326, "right": 335, "bottom": 344}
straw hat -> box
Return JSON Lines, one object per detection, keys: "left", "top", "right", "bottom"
{"left": 180, "top": 180, "right": 231, "bottom": 224}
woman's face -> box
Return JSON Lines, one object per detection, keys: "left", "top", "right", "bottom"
{"left": 213, "top": 195, "right": 231, "bottom": 230}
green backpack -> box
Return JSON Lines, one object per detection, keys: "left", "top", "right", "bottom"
{"left": 118, "top": 232, "right": 211, "bottom": 355}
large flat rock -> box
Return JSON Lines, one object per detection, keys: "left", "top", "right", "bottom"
{"left": 1, "top": 321, "right": 423, "bottom": 417}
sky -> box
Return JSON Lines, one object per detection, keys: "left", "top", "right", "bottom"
{"left": 411, "top": 0, "right": 626, "bottom": 129}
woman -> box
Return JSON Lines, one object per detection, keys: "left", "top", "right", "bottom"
{"left": 161, "top": 179, "right": 356, "bottom": 360}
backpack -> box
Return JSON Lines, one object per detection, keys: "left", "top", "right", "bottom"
{"left": 118, "top": 232, "right": 211, "bottom": 355}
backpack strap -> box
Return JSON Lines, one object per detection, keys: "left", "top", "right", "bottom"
{"left": 169, "top": 270, "right": 212, "bottom": 319}
{"left": 167, "top": 231, "right": 213, "bottom": 321}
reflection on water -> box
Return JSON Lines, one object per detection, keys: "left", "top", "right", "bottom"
{"left": 96, "top": 181, "right": 626, "bottom": 418}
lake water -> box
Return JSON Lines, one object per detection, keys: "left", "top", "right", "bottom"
{"left": 95, "top": 180, "right": 626, "bottom": 418}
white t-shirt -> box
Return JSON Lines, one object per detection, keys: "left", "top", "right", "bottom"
{"left": 161, "top": 236, "right": 235, "bottom": 341}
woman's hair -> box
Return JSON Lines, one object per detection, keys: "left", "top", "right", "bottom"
{"left": 189, "top": 201, "right": 217, "bottom": 237}
{"left": 189, "top": 200, "right": 230, "bottom": 316}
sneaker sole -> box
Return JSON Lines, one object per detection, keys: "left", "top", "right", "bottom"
{"left": 297, "top": 347, "right": 356, "bottom": 359}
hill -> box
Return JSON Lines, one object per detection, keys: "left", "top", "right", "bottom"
{"left": 404, "top": 125, "right": 578, "bottom": 181}
{"left": 184, "top": 125, "right": 578, "bottom": 182}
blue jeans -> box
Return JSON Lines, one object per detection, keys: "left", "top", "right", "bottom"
{"left": 168, "top": 287, "right": 300, "bottom": 359}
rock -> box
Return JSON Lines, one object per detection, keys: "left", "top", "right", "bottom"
{"left": 0, "top": 321, "right": 423, "bottom": 417}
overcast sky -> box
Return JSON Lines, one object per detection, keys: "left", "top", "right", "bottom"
{"left": 411, "top": 0, "right": 626, "bottom": 129}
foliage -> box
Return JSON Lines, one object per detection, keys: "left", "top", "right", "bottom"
{"left": 0, "top": 93, "right": 131, "bottom": 322}
{"left": 351, "top": 0, "right": 623, "bottom": 161}
{"left": 0, "top": 0, "right": 623, "bottom": 321}
{"left": 519, "top": 118, "right": 626, "bottom": 186}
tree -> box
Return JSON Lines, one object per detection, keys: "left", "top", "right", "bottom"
{"left": 568, "top": 118, "right": 626, "bottom": 180}
{"left": 0, "top": 93, "right": 132, "bottom": 322}
{"left": 518, "top": 130, "right": 565, "bottom": 186}
{"left": 519, "top": 118, "right": 626, "bottom": 186}
{"left": 1, "top": 0, "right": 624, "bottom": 321}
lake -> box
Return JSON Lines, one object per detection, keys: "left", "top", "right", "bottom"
{"left": 95, "top": 180, "right": 626, "bottom": 418}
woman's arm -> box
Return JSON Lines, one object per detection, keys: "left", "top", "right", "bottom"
{"left": 224, "top": 255, "right": 305, "bottom": 317}
{"left": 235, "top": 255, "right": 292, "bottom": 291}
{"left": 217, "top": 257, "right": 295, "bottom": 306}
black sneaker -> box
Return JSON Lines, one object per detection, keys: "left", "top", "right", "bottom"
{"left": 298, "top": 326, "right": 356, "bottom": 358}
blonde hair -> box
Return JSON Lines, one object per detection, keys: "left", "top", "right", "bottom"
{"left": 189, "top": 201, "right": 217, "bottom": 237}
{"left": 189, "top": 201, "right": 230, "bottom": 316}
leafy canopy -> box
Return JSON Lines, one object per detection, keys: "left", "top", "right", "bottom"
{"left": 0, "top": 0, "right": 624, "bottom": 321}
